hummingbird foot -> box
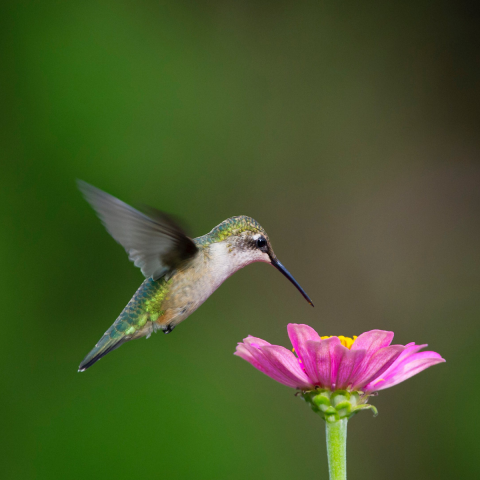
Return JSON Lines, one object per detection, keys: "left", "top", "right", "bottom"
{"left": 163, "top": 323, "right": 175, "bottom": 334}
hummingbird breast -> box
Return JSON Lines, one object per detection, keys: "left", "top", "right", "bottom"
{"left": 152, "top": 240, "right": 252, "bottom": 330}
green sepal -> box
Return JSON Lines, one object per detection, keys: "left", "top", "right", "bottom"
{"left": 300, "top": 389, "right": 378, "bottom": 423}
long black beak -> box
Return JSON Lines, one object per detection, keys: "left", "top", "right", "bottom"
{"left": 271, "top": 259, "right": 314, "bottom": 306}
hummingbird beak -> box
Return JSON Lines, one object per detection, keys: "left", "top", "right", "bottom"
{"left": 271, "top": 259, "right": 314, "bottom": 306}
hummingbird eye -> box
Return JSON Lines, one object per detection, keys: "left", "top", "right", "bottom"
{"left": 256, "top": 236, "right": 267, "bottom": 251}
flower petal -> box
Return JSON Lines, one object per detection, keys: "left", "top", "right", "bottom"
{"left": 242, "top": 335, "right": 273, "bottom": 348}
{"left": 351, "top": 330, "right": 394, "bottom": 356}
{"left": 235, "top": 341, "right": 313, "bottom": 389}
{"left": 235, "top": 344, "right": 299, "bottom": 388}
{"left": 235, "top": 343, "right": 257, "bottom": 364}
{"left": 259, "top": 345, "right": 314, "bottom": 389}
{"left": 334, "top": 345, "right": 367, "bottom": 389}
{"left": 303, "top": 337, "right": 342, "bottom": 388}
{"left": 350, "top": 345, "right": 404, "bottom": 390}
{"left": 378, "top": 343, "right": 426, "bottom": 372}
{"left": 287, "top": 323, "right": 322, "bottom": 364}
{"left": 235, "top": 337, "right": 273, "bottom": 367}
{"left": 366, "top": 349, "right": 445, "bottom": 391}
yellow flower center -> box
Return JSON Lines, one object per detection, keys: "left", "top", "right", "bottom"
{"left": 293, "top": 335, "right": 358, "bottom": 356}
{"left": 320, "top": 335, "right": 358, "bottom": 349}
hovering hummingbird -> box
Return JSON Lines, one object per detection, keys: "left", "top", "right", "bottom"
{"left": 77, "top": 181, "right": 313, "bottom": 371}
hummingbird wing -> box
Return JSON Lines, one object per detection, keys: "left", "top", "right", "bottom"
{"left": 78, "top": 181, "right": 198, "bottom": 280}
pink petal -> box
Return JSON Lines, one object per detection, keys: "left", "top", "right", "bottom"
{"left": 260, "top": 345, "right": 314, "bottom": 389}
{"left": 366, "top": 343, "right": 427, "bottom": 385}
{"left": 367, "top": 350, "right": 445, "bottom": 391}
{"left": 234, "top": 343, "right": 257, "bottom": 364}
{"left": 351, "top": 330, "right": 394, "bottom": 356}
{"left": 235, "top": 343, "right": 297, "bottom": 388}
{"left": 334, "top": 346, "right": 367, "bottom": 389}
{"left": 303, "top": 337, "right": 342, "bottom": 388}
{"left": 243, "top": 335, "right": 273, "bottom": 348}
{"left": 350, "top": 345, "right": 404, "bottom": 390}
{"left": 387, "top": 343, "right": 427, "bottom": 367}
{"left": 287, "top": 323, "right": 322, "bottom": 363}
{"left": 326, "top": 338, "right": 345, "bottom": 388}
{"left": 235, "top": 342, "right": 313, "bottom": 389}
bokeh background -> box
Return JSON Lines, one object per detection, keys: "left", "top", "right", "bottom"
{"left": 1, "top": 1, "right": 479, "bottom": 479}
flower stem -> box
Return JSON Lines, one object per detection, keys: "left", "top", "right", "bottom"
{"left": 325, "top": 418, "right": 347, "bottom": 480}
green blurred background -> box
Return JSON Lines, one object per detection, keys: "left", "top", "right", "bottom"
{"left": 1, "top": 1, "right": 479, "bottom": 479}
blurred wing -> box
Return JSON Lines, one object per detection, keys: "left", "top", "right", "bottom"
{"left": 78, "top": 180, "right": 198, "bottom": 280}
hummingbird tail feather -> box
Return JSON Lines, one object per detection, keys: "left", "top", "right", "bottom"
{"left": 78, "top": 332, "right": 129, "bottom": 372}
{"left": 78, "top": 279, "right": 166, "bottom": 372}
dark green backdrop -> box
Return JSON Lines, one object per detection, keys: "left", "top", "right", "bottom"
{"left": 1, "top": 1, "right": 479, "bottom": 479}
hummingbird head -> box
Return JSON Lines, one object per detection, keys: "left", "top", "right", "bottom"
{"left": 199, "top": 216, "right": 313, "bottom": 306}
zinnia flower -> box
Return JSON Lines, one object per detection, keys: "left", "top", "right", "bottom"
{"left": 235, "top": 324, "right": 444, "bottom": 480}
{"left": 235, "top": 324, "right": 444, "bottom": 419}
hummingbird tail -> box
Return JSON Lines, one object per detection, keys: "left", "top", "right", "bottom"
{"left": 78, "top": 278, "right": 166, "bottom": 372}
{"left": 78, "top": 332, "right": 129, "bottom": 372}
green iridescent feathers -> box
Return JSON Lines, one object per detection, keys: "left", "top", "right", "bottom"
{"left": 195, "top": 216, "right": 267, "bottom": 246}
{"left": 78, "top": 277, "right": 171, "bottom": 371}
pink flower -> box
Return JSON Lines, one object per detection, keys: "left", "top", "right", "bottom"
{"left": 235, "top": 324, "right": 445, "bottom": 393}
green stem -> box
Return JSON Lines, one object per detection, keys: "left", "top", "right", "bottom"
{"left": 325, "top": 418, "right": 347, "bottom": 480}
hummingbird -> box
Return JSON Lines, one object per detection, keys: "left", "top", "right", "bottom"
{"left": 77, "top": 181, "right": 313, "bottom": 371}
